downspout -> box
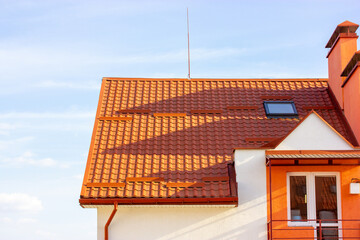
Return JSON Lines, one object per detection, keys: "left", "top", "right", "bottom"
{"left": 268, "top": 157, "right": 273, "bottom": 240}
{"left": 105, "top": 202, "right": 118, "bottom": 240}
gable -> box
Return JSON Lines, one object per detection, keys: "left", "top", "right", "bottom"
{"left": 275, "top": 112, "right": 354, "bottom": 150}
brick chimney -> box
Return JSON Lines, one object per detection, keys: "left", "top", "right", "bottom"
{"left": 326, "top": 20, "right": 358, "bottom": 109}
{"left": 326, "top": 21, "right": 360, "bottom": 143}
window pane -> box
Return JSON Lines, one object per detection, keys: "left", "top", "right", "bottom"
{"left": 315, "top": 176, "right": 337, "bottom": 223}
{"left": 290, "top": 176, "right": 307, "bottom": 220}
{"left": 267, "top": 103, "right": 295, "bottom": 114}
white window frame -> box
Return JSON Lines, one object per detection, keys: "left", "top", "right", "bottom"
{"left": 287, "top": 172, "right": 342, "bottom": 229}
{"left": 287, "top": 172, "right": 311, "bottom": 226}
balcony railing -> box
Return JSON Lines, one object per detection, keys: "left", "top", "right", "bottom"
{"left": 267, "top": 219, "right": 360, "bottom": 240}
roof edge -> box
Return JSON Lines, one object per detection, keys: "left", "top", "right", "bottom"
{"left": 80, "top": 79, "right": 107, "bottom": 197}
{"left": 79, "top": 197, "right": 238, "bottom": 207}
{"left": 266, "top": 150, "right": 360, "bottom": 155}
{"left": 103, "top": 77, "right": 328, "bottom": 82}
{"left": 233, "top": 147, "right": 272, "bottom": 151}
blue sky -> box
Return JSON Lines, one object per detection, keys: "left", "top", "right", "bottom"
{"left": 0, "top": 0, "right": 359, "bottom": 239}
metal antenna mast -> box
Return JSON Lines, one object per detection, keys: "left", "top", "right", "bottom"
{"left": 187, "top": 8, "right": 191, "bottom": 79}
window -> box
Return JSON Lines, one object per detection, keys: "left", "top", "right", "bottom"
{"left": 287, "top": 172, "right": 341, "bottom": 238}
{"left": 263, "top": 101, "right": 297, "bottom": 117}
{"left": 289, "top": 175, "right": 308, "bottom": 221}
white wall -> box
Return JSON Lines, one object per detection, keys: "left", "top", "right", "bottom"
{"left": 96, "top": 150, "right": 267, "bottom": 240}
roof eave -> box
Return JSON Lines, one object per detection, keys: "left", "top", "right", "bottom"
{"left": 79, "top": 197, "right": 238, "bottom": 207}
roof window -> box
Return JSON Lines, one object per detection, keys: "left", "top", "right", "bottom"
{"left": 264, "top": 101, "right": 298, "bottom": 117}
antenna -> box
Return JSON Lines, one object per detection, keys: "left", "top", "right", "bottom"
{"left": 187, "top": 8, "right": 191, "bottom": 79}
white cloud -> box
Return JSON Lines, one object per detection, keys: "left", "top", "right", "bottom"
{"left": 0, "top": 46, "right": 247, "bottom": 72}
{"left": 0, "top": 151, "right": 83, "bottom": 169}
{"left": 0, "top": 136, "right": 34, "bottom": 150}
{"left": 0, "top": 193, "right": 43, "bottom": 213}
{"left": 104, "top": 47, "right": 248, "bottom": 64}
{"left": 0, "top": 111, "right": 94, "bottom": 119}
{"left": 1, "top": 1, "right": 167, "bottom": 23}
{"left": 0, "top": 217, "right": 13, "bottom": 224}
{"left": 0, "top": 123, "right": 16, "bottom": 135}
{"left": 37, "top": 80, "right": 100, "bottom": 90}
{"left": 18, "top": 217, "right": 37, "bottom": 224}
{"left": 0, "top": 110, "right": 95, "bottom": 136}
{"left": 191, "top": 48, "right": 248, "bottom": 60}
{"left": 0, "top": 136, "right": 34, "bottom": 144}
{"left": 73, "top": 174, "right": 83, "bottom": 180}
{"left": 1, "top": 152, "right": 57, "bottom": 167}
{"left": 35, "top": 230, "right": 56, "bottom": 238}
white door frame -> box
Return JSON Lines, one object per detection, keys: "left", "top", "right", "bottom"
{"left": 287, "top": 172, "right": 342, "bottom": 238}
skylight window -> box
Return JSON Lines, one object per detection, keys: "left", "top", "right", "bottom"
{"left": 264, "top": 101, "right": 298, "bottom": 117}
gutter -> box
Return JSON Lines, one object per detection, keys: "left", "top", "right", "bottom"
{"left": 79, "top": 197, "right": 238, "bottom": 207}
{"left": 105, "top": 202, "right": 118, "bottom": 240}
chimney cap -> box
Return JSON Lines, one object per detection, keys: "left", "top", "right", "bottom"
{"left": 341, "top": 50, "right": 360, "bottom": 77}
{"left": 338, "top": 20, "right": 359, "bottom": 28}
{"left": 325, "top": 21, "right": 359, "bottom": 48}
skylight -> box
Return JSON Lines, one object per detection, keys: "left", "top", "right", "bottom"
{"left": 264, "top": 101, "right": 298, "bottom": 117}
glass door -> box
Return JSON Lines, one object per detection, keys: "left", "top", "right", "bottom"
{"left": 315, "top": 175, "right": 339, "bottom": 240}
{"left": 287, "top": 172, "right": 341, "bottom": 239}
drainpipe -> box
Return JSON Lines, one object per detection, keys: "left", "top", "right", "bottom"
{"left": 105, "top": 202, "right": 118, "bottom": 240}
{"left": 268, "top": 157, "right": 273, "bottom": 240}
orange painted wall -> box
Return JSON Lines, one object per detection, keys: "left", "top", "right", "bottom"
{"left": 267, "top": 165, "right": 360, "bottom": 239}
{"left": 328, "top": 38, "right": 357, "bottom": 108}
{"left": 343, "top": 68, "right": 360, "bottom": 142}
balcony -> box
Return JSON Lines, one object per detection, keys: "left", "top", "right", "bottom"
{"left": 267, "top": 219, "right": 360, "bottom": 240}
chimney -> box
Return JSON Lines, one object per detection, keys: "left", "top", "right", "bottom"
{"left": 325, "top": 21, "right": 358, "bottom": 109}
{"left": 340, "top": 50, "right": 360, "bottom": 143}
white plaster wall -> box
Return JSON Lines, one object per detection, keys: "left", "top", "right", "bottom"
{"left": 276, "top": 113, "right": 353, "bottom": 150}
{"left": 97, "top": 150, "right": 267, "bottom": 240}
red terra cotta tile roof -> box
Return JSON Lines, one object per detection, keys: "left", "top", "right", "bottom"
{"left": 79, "top": 78, "right": 357, "bottom": 206}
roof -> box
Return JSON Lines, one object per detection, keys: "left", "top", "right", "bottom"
{"left": 80, "top": 77, "right": 357, "bottom": 206}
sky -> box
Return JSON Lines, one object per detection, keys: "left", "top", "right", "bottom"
{"left": 0, "top": 0, "right": 359, "bottom": 239}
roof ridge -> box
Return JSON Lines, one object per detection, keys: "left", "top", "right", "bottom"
{"left": 103, "top": 77, "right": 328, "bottom": 82}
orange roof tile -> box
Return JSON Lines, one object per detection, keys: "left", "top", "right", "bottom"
{"left": 79, "top": 78, "right": 357, "bottom": 205}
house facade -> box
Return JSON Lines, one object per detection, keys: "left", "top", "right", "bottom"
{"left": 80, "top": 21, "right": 360, "bottom": 240}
